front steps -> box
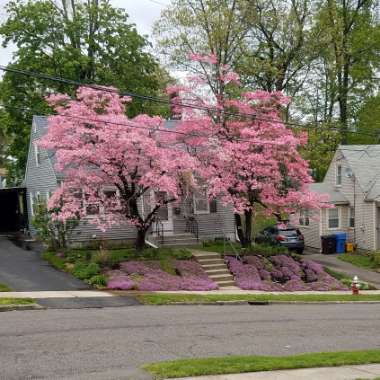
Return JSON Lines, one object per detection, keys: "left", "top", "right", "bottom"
{"left": 192, "top": 250, "right": 236, "bottom": 288}
{"left": 147, "top": 232, "right": 199, "bottom": 248}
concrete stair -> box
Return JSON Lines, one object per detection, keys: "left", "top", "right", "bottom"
{"left": 192, "top": 250, "right": 236, "bottom": 288}
{"left": 148, "top": 233, "right": 199, "bottom": 247}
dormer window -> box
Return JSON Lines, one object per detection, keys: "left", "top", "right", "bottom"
{"left": 336, "top": 164, "right": 342, "bottom": 186}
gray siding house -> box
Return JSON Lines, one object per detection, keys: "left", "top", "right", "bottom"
{"left": 297, "top": 145, "right": 380, "bottom": 252}
{"left": 25, "top": 116, "right": 236, "bottom": 247}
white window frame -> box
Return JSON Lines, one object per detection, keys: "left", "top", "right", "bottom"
{"left": 349, "top": 206, "right": 355, "bottom": 228}
{"left": 299, "top": 210, "right": 310, "bottom": 226}
{"left": 336, "top": 164, "right": 342, "bottom": 186}
{"left": 83, "top": 191, "right": 100, "bottom": 218}
{"left": 101, "top": 187, "right": 120, "bottom": 215}
{"left": 193, "top": 186, "right": 210, "bottom": 215}
{"left": 34, "top": 144, "right": 41, "bottom": 167}
{"left": 30, "top": 192, "right": 34, "bottom": 217}
{"left": 328, "top": 207, "right": 340, "bottom": 229}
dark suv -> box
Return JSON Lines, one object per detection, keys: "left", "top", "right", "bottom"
{"left": 255, "top": 225, "right": 305, "bottom": 254}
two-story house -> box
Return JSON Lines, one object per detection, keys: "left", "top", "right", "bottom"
{"left": 297, "top": 145, "right": 380, "bottom": 251}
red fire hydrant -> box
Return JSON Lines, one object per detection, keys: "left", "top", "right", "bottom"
{"left": 351, "top": 276, "right": 360, "bottom": 295}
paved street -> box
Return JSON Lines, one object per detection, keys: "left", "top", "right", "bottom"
{"left": 1, "top": 304, "right": 380, "bottom": 379}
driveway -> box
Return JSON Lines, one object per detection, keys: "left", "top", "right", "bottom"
{"left": 1, "top": 303, "right": 380, "bottom": 379}
{"left": 306, "top": 252, "right": 380, "bottom": 288}
{"left": 0, "top": 237, "right": 89, "bottom": 291}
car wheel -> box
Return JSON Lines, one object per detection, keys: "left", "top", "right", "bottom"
{"left": 296, "top": 248, "right": 304, "bottom": 255}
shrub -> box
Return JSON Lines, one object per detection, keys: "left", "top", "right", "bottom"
{"left": 92, "top": 250, "right": 112, "bottom": 267}
{"left": 88, "top": 274, "right": 107, "bottom": 287}
{"left": 73, "top": 262, "right": 100, "bottom": 280}
{"left": 42, "top": 251, "right": 66, "bottom": 270}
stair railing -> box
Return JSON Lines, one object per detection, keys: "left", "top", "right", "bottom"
{"left": 153, "top": 215, "right": 164, "bottom": 244}
{"left": 185, "top": 215, "right": 199, "bottom": 241}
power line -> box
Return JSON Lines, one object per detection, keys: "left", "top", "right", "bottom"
{"left": 1, "top": 103, "right": 379, "bottom": 149}
{"left": 0, "top": 65, "right": 379, "bottom": 139}
{"left": 0, "top": 64, "right": 322, "bottom": 129}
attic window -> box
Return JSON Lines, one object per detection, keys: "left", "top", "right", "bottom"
{"left": 336, "top": 165, "right": 342, "bottom": 186}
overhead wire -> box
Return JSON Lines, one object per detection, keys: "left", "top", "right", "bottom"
{"left": 0, "top": 65, "right": 379, "bottom": 140}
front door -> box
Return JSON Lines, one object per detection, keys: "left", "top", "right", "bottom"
{"left": 154, "top": 191, "right": 173, "bottom": 234}
{"left": 143, "top": 191, "right": 173, "bottom": 235}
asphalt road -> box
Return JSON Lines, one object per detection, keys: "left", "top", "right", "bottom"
{"left": 1, "top": 304, "right": 380, "bottom": 380}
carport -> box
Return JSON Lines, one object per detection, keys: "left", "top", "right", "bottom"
{"left": 0, "top": 187, "right": 28, "bottom": 234}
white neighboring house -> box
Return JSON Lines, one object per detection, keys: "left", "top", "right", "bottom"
{"left": 297, "top": 145, "right": 380, "bottom": 252}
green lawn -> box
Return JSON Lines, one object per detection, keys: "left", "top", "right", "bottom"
{"left": 0, "top": 283, "right": 11, "bottom": 292}
{"left": 144, "top": 350, "right": 380, "bottom": 379}
{"left": 0, "top": 298, "right": 34, "bottom": 306}
{"left": 338, "top": 253, "right": 378, "bottom": 270}
{"left": 138, "top": 293, "right": 380, "bottom": 305}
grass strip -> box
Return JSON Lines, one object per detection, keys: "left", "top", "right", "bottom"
{"left": 0, "top": 298, "right": 35, "bottom": 306}
{"left": 138, "top": 293, "right": 380, "bottom": 305}
{"left": 144, "top": 349, "right": 380, "bottom": 379}
{"left": 338, "top": 254, "right": 377, "bottom": 270}
{"left": 0, "top": 283, "right": 11, "bottom": 292}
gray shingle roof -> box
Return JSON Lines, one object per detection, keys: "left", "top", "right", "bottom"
{"left": 309, "top": 182, "right": 349, "bottom": 204}
{"left": 339, "top": 145, "right": 380, "bottom": 200}
{"left": 33, "top": 115, "right": 179, "bottom": 179}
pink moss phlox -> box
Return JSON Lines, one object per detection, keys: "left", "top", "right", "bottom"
{"left": 107, "top": 276, "right": 134, "bottom": 290}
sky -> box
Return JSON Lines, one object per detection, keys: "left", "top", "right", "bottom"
{"left": 0, "top": 0, "right": 171, "bottom": 75}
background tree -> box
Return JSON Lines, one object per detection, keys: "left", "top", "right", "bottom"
{"left": 310, "top": 0, "right": 380, "bottom": 143}
{"left": 39, "top": 87, "right": 195, "bottom": 251}
{"left": 0, "top": 0, "right": 170, "bottom": 183}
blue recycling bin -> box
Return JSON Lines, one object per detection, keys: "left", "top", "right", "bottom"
{"left": 335, "top": 232, "right": 347, "bottom": 254}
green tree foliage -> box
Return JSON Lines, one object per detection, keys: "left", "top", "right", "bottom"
{"left": 349, "top": 94, "right": 380, "bottom": 144}
{"left": 310, "top": 0, "right": 380, "bottom": 143}
{"left": 0, "top": 0, "right": 170, "bottom": 183}
{"left": 301, "top": 123, "right": 341, "bottom": 181}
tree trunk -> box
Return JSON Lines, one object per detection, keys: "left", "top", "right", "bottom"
{"left": 135, "top": 228, "right": 146, "bottom": 252}
{"left": 234, "top": 213, "right": 246, "bottom": 246}
{"left": 244, "top": 209, "right": 252, "bottom": 247}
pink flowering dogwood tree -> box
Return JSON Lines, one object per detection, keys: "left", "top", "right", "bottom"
{"left": 170, "top": 54, "right": 329, "bottom": 246}
{"left": 39, "top": 87, "right": 195, "bottom": 251}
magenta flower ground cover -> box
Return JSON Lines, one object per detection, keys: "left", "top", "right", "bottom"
{"left": 106, "top": 259, "right": 218, "bottom": 291}
{"left": 225, "top": 255, "right": 348, "bottom": 291}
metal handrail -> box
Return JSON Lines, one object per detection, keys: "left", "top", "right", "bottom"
{"left": 153, "top": 216, "right": 164, "bottom": 244}
{"left": 222, "top": 229, "right": 242, "bottom": 261}
{"left": 185, "top": 215, "right": 199, "bottom": 241}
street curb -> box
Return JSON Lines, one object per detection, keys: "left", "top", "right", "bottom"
{"left": 0, "top": 303, "right": 44, "bottom": 312}
{"left": 155, "top": 300, "right": 380, "bottom": 306}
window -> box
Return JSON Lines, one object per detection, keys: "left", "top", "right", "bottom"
{"left": 34, "top": 144, "right": 41, "bottom": 166}
{"left": 194, "top": 187, "right": 209, "bottom": 214}
{"left": 336, "top": 165, "right": 342, "bottom": 186}
{"left": 328, "top": 208, "right": 339, "bottom": 229}
{"left": 349, "top": 206, "right": 355, "bottom": 228}
{"left": 30, "top": 193, "right": 34, "bottom": 217}
{"left": 209, "top": 198, "right": 217, "bottom": 213}
{"left": 84, "top": 192, "right": 100, "bottom": 216}
{"left": 299, "top": 210, "right": 310, "bottom": 226}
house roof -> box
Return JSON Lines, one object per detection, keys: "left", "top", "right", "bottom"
{"left": 32, "top": 115, "right": 179, "bottom": 179}
{"left": 338, "top": 145, "right": 380, "bottom": 201}
{"left": 309, "top": 182, "right": 349, "bottom": 204}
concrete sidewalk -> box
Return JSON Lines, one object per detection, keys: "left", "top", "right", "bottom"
{"left": 172, "top": 364, "right": 380, "bottom": 380}
{"left": 3, "top": 289, "right": 380, "bottom": 299}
